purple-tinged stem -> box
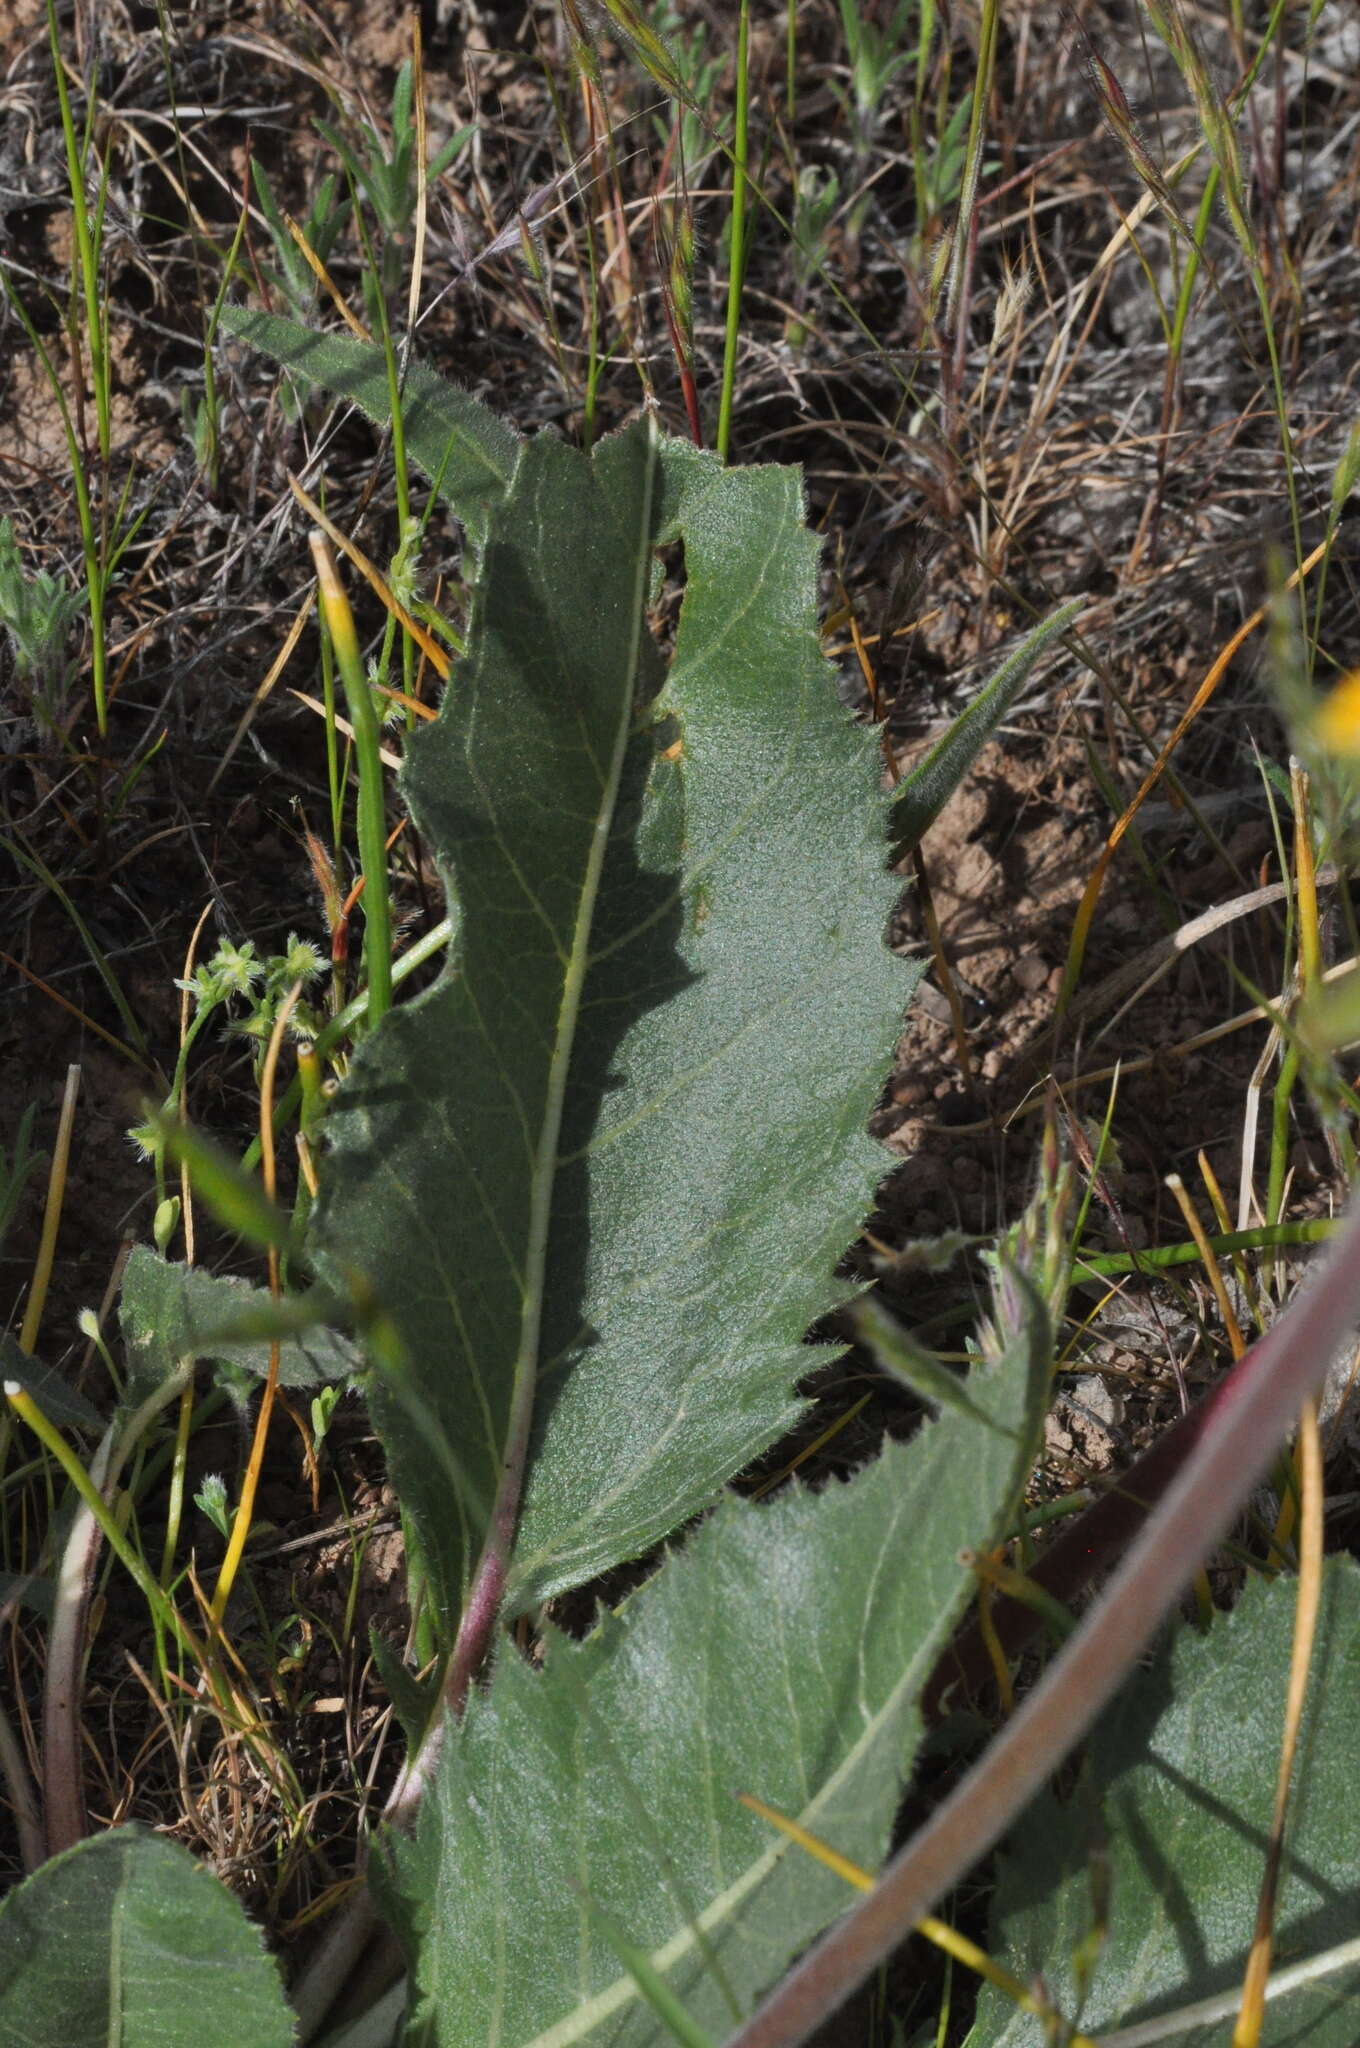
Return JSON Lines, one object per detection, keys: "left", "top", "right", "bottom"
{"left": 382, "top": 1410, "right": 528, "bottom": 1829}
{"left": 923, "top": 1364, "right": 1236, "bottom": 1720}
{"left": 293, "top": 1342, "right": 538, "bottom": 2042}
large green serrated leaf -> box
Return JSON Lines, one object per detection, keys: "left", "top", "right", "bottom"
{"left": 378, "top": 1307, "right": 1050, "bottom": 2047}
{"left": 311, "top": 418, "right": 914, "bottom": 1622}
{"left": 967, "top": 1559, "right": 1360, "bottom": 2048}
{"left": 219, "top": 309, "right": 520, "bottom": 542}
{"left": 0, "top": 1826, "right": 292, "bottom": 2047}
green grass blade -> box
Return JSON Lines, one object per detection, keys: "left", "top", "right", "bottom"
{"left": 890, "top": 599, "right": 1085, "bottom": 859}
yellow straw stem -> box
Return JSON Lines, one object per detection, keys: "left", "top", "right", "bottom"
{"left": 309, "top": 531, "right": 395, "bottom": 1026}
{"left": 282, "top": 212, "right": 370, "bottom": 340}
{"left": 1164, "top": 1175, "right": 1246, "bottom": 1360}
{"left": 976, "top": 1575, "right": 1015, "bottom": 1715}
{"left": 1056, "top": 539, "right": 1329, "bottom": 1022}
{"left": 1197, "top": 1149, "right": 1263, "bottom": 1330}
{"left": 748, "top": 1394, "right": 871, "bottom": 1502}
{"left": 735, "top": 1792, "right": 1096, "bottom": 2044}
{"left": 210, "top": 982, "right": 302, "bottom": 1625}
{"left": 1290, "top": 760, "right": 1321, "bottom": 996}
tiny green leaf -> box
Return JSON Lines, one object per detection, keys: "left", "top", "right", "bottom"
{"left": 891, "top": 600, "right": 1085, "bottom": 859}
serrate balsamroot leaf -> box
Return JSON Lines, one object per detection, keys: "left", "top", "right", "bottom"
{"left": 966, "top": 1558, "right": 1360, "bottom": 2048}
{"left": 0, "top": 1826, "right": 292, "bottom": 2048}
{"left": 312, "top": 416, "right": 916, "bottom": 1623}
{"left": 378, "top": 1304, "right": 1050, "bottom": 2047}
{"left": 219, "top": 309, "right": 520, "bottom": 543}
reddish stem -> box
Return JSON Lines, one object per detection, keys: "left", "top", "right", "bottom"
{"left": 923, "top": 1367, "right": 1235, "bottom": 1720}
{"left": 731, "top": 1194, "right": 1360, "bottom": 2048}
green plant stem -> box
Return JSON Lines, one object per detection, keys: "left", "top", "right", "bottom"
{"left": 158, "top": 1379, "right": 196, "bottom": 1588}
{"left": 18, "top": 1063, "right": 80, "bottom": 1356}
{"left": 785, "top": 0, "right": 796, "bottom": 116}
{"left": 45, "top": 0, "right": 108, "bottom": 469}
{"left": 715, "top": 0, "right": 749, "bottom": 465}
{"left": 1266, "top": 1039, "right": 1301, "bottom": 1232}
{"left": 239, "top": 915, "right": 452, "bottom": 1173}
{"left": 310, "top": 533, "right": 393, "bottom": 1027}
{"left": 44, "top": 0, "right": 115, "bottom": 734}
{"left": 1014, "top": 1489, "right": 1095, "bottom": 1539}
{"left": 1076, "top": 1217, "right": 1335, "bottom": 1279}
{"left": 156, "top": 997, "right": 219, "bottom": 1213}
{"left": 7, "top": 1376, "right": 202, "bottom": 1682}
{"left": 374, "top": 312, "right": 419, "bottom": 714}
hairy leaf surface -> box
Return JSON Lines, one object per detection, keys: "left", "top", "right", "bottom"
{"left": 310, "top": 416, "right": 912, "bottom": 1620}
{"left": 890, "top": 600, "right": 1084, "bottom": 859}
{"left": 0, "top": 1826, "right": 292, "bottom": 2047}
{"left": 119, "top": 1248, "right": 360, "bottom": 1394}
{"left": 380, "top": 1310, "right": 1049, "bottom": 2046}
{"left": 219, "top": 311, "right": 518, "bottom": 542}
{"left": 967, "top": 1559, "right": 1360, "bottom": 2047}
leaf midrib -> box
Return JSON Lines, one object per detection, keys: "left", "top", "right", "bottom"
{"left": 504, "top": 420, "right": 663, "bottom": 1484}
{"left": 514, "top": 1486, "right": 938, "bottom": 2048}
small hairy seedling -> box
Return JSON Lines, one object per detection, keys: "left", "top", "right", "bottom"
{"left": 192, "top": 1472, "right": 231, "bottom": 1541}
{"left": 838, "top": 0, "right": 919, "bottom": 159}
{"left": 648, "top": 0, "right": 729, "bottom": 181}
{"left": 784, "top": 164, "right": 840, "bottom": 347}
{"left": 314, "top": 60, "right": 475, "bottom": 318}
{"left": 0, "top": 519, "right": 83, "bottom": 725}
